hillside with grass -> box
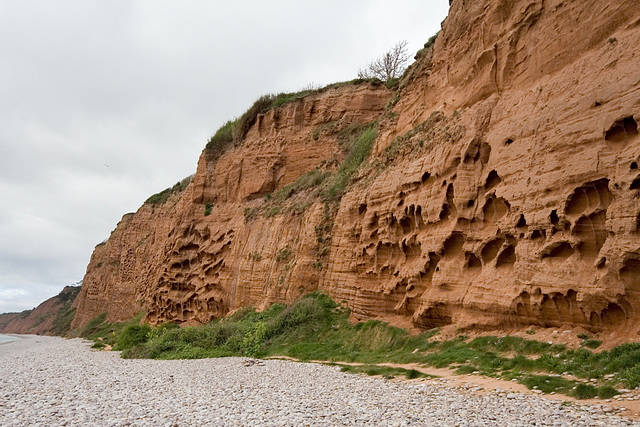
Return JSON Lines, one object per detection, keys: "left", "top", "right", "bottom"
{"left": 0, "top": 285, "right": 80, "bottom": 336}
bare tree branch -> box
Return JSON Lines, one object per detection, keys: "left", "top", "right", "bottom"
{"left": 358, "top": 40, "right": 411, "bottom": 81}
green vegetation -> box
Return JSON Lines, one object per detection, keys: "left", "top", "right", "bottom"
{"left": 50, "top": 307, "right": 76, "bottom": 336}
{"left": 322, "top": 123, "right": 377, "bottom": 201}
{"left": 260, "top": 119, "right": 376, "bottom": 217}
{"left": 268, "top": 169, "right": 330, "bottom": 207}
{"left": 85, "top": 293, "right": 640, "bottom": 400}
{"left": 338, "top": 364, "right": 431, "bottom": 380}
{"left": 79, "top": 311, "right": 147, "bottom": 349}
{"left": 204, "top": 203, "right": 212, "bottom": 216}
{"left": 204, "top": 78, "right": 383, "bottom": 157}
{"left": 275, "top": 245, "right": 292, "bottom": 262}
{"left": 244, "top": 207, "right": 258, "bottom": 222}
{"left": 145, "top": 175, "right": 193, "bottom": 205}
{"left": 414, "top": 31, "right": 440, "bottom": 60}
{"left": 582, "top": 339, "right": 602, "bottom": 349}
{"left": 50, "top": 286, "right": 81, "bottom": 334}
{"left": 116, "top": 324, "right": 152, "bottom": 350}
{"left": 205, "top": 119, "right": 237, "bottom": 156}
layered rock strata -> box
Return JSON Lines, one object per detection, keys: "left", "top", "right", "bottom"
{"left": 72, "top": 0, "right": 640, "bottom": 337}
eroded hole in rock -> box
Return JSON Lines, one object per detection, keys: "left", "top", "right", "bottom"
{"left": 504, "top": 138, "right": 514, "bottom": 146}
{"left": 463, "top": 140, "right": 479, "bottom": 164}
{"left": 400, "top": 216, "right": 413, "bottom": 234}
{"left": 413, "top": 303, "right": 452, "bottom": 329}
{"left": 604, "top": 116, "right": 638, "bottom": 142}
{"left": 631, "top": 162, "right": 638, "bottom": 170}
{"left": 463, "top": 139, "right": 491, "bottom": 165}
{"left": 636, "top": 212, "right": 640, "bottom": 231}
{"left": 479, "top": 142, "right": 491, "bottom": 164}
{"left": 496, "top": 244, "right": 516, "bottom": 268}
{"left": 516, "top": 214, "right": 527, "bottom": 228}
{"left": 565, "top": 178, "right": 613, "bottom": 217}
{"left": 467, "top": 199, "right": 475, "bottom": 207}
{"left": 530, "top": 229, "right": 545, "bottom": 240}
{"left": 596, "top": 302, "right": 627, "bottom": 328}
{"left": 620, "top": 258, "right": 640, "bottom": 286}
{"left": 402, "top": 240, "right": 422, "bottom": 261}
{"left": 358, "top": 203, "right": 367, "bottom": 215}
{"left": 398, "top": 190, "right": 405, "bottom": 199}
{"left": 446, "top": 183, "right": 454, "bottom": 201}
{"left": 481, "top": 237, "right": 505, "bottom": 264}
{"left": 483, "top": 196, "right": 510, "bottom": 223}
{"left": 421, "top": 252, "right": 441, "bottom": 282}
{"left": 484, "top": 170, "right": 502, "bottom": 192}
{"left": 550, "top": 210, "right": 559, "bottom": 225}
{"left": 421, "top": 172, "right": 431, "bottom": 183}
{"left": 541, "top": 242, "right": 574, "bottom": 260}
{"left": 442, "top": 232, "right": 465, "bottom": 258}
{"left": 573, "top": 211, "right": 608, "bottom": 259}
{"left": 630, "top": 175, "right": 640, "bottom": 190}
{"left": 465, "top": 252, "right": 482, "bottom": 270}
{"left": 439, "top": 204, "right": 451, "bottom": 221}
{"left": 596, "top": 257, "right": 606, "bottom": 269}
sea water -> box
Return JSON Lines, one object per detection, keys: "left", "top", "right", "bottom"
{"left": 0, "top": 334, "right": 19, "bottom": 344}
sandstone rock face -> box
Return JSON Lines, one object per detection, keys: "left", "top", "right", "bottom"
{"left": 71, "top": 83, "right": 391, "bottom": 328}
{"left": 72, "top": 0, "right": 640, "bottom": 338}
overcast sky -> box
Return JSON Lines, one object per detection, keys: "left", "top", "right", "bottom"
{"left": 0, "top": 0, "right": 449, "bottom": 313}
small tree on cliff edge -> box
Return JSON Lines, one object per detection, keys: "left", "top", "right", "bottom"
{"left": 358, "top": 40, "right": 410, "bottom": 81}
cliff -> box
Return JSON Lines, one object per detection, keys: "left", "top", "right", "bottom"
{"left": 71, "top": 0, "right": 640, "bottom": 340}
{"left": 0, "top": 286, "right": 80, "bottom": 335}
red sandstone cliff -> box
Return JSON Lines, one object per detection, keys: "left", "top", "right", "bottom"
{"left": 71, "top": 0, "right": 640, "bottom": 339}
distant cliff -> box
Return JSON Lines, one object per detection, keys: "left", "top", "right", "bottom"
{"left": 71, "top": 0, "right": 640, "bottom": 341}
{"left": 0, "top": 286, "right": 80, "bottom": 335}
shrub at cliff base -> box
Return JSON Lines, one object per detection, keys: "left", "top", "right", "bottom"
{"left": 78, "top": 311, "right": 147, "bottom": 350}
{"left": 82, "top": 292, "right": 640, "bottom": 399}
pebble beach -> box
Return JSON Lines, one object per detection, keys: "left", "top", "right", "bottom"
{"left": 1, "top": 335, "right": 639, "bottom": 426}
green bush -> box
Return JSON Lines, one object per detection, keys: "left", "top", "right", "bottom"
{"left": 581, "top": 339, "right": 602, "bottom": 349}
{"left": 79, "top": 313, "right": 108, "bottom": 338}
{"left": 521, "top": 375, "right": 575, "bottom": 394}
{"left": 235, "top": 95, "right": 275, "bottom": 142}
{"left": 571, "top": 384, "right": 599, "bottom": 399}
{"left": 205, "top": 119, "right": 237, "bottom": 156}
{"left": 145, "top": 175, "right": 193, "bottom": 205}
{"left": 115, "top": 324, "right": 152, "bottom": 350}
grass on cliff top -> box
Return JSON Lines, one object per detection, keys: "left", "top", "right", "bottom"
{"left": 204, "top": 78, "right": 383, "bottom": 157}
{"left": 84, "top": 292, "right": 640, "bottom": 399}
{"left": 145, "top": 174, "right": 193, "bottom": 205}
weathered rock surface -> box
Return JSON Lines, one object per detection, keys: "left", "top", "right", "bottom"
{"left": 72, "top": 0, "right": 640, "bottom": 340}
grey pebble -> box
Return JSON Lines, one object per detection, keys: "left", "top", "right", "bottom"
{"left": 0, "top": 336, "right": 639, "bottom": 426}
